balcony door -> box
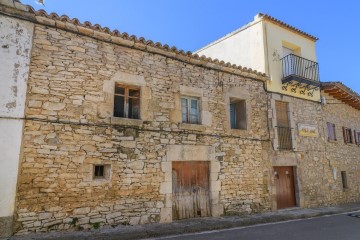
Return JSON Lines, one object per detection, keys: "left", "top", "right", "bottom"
{"left": 282, "top": 47, "right": 294, "bottom": 58}
{"left": 276, "top": 101, "right": 292, "bottom": 150}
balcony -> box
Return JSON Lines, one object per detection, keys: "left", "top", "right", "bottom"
{"left": 281, "top": 54, "right": 320, "bottom": 95}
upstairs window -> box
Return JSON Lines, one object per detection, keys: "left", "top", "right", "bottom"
{"left": 276, "top": 101, "right": 292, "bottom": 150}
{"left": 327, "top": 122, "right": 337, "bottom": 141}
{"left": 114, "top": 84, "right": 140, "bottom": 119}
{"left": 181, "top": 96, "right": 200, "bottom": 124}
{"left": 230, "top": 99, "right": 247, "bottom": 130}
{"left": 354, "top": 131, "right": 360, "bottom": 145}
{"left": 343, "top": 127, "right": 353, "bottom": 144}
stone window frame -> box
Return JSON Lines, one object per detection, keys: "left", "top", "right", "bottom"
{"left": 177, "top": 85, "right": 212, "bottom": 130}
{"left": 103, "top": 71, "right": 152, "bottom": 125}
{"left": 93, "top": 164, "right": 111, "bottom": 181}
{"left": 224, "top": 87, "right": 251, "bottom": 133}
{"left": 159, "top": 145, "right": 223, "bottom": 223}
{"left": 270, "top": 94, "right": 297, "bottom": 151}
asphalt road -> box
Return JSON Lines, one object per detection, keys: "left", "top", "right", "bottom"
{"left": 154, "top": 211, "right": 360, "bottom": 240}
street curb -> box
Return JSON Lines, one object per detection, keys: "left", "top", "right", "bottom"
{"left": 3, "top": 205, "right": 360, "bottom": 240}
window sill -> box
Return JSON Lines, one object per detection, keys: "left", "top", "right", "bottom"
{"left": 111, "top": 117, "right": 143, "bottom": 127}
{"left": 179, "top": 123, "right": 206, "bottom": 131}
{"left": 229, "top": 128, "right": 248, "bottom": 134}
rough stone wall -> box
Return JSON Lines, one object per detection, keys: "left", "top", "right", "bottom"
{"left": 268, "top": 94, "right": 329, "bottom": 208}
{"left": 0, "top": 13, "right": 34, "bottom": 237}
{"left": 321, "top": 93, "right": 360, "bottom": 204}
{"left": 15, "top": 24, "right": 271, "bottom": 234}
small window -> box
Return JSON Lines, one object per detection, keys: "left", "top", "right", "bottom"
{"left": 181, "top": 96, "right": 200, "bottom": 124}
{"left": 354, "top": 130, "right": 360, "bottom": 145}
{"left": 341, "top": 171, "right": 348, "bottom": 189}
{"left": 327, "top": 122, "right": 336, "bottom": 141}
{"left": 114, "top": 84, "right": 140, "bottom": 119}
{"left": 343, "top": 127, "right": 353, "bottom": 144}
{"left": 93, "top": 165, "right": 110, "bottom": 180}
{"left": 230, "top": 99, "right": 247, "bottom": 130}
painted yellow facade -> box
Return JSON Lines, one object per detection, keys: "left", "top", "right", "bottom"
{"left": 196, "top": 14, "right": 320, "bottom": 102}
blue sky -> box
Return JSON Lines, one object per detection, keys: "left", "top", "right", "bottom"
{"left": 21, "top": 0, "right": 360, "bottom": 94}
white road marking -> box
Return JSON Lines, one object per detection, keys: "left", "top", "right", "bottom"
{"left": 144, "top": 210, "right": 360, "bottom": 240}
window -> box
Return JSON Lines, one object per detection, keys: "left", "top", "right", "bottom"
{"left": 230, "top": 99, "right": 246, "bottom": 130}
{"left": 354, "top": 130, "right": 360, "bottom": 145}
{"left": 341, "top": 171, "right": 348, "bottom": 189}
{"left": 327, "top": 122, "right": 336, "bottom": 141}
{"left": 114, "top": 84, "right": 140, "bottom": 119}
{"left": 343, "top": 127, "right": 353, "bottom": 144}
{"left": 93, "top": 165, "right": 110, "bottom": 180}
{"left": 181, "top": 96, "right": 200, "bottom": 124}
{"left": 275, "top": 101, "right": 292, "bottom": 150}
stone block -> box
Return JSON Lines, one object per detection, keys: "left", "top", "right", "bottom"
{"left": 159, "top": 207, "right": 172, "bottom": 223}
{"left": 73, "top": 207, "right": 90, "bottom": 215}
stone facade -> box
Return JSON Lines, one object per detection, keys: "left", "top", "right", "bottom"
{"left": 268, "top": 94, "right": 327, "bottom": 208}
{"left": 13, "top": 19, "right": 271, "bottom": 234}
{"left": 1, "top": 0, "right": 360, "bottom": 237}
{"left": 321, "top": 92, "right": 360, "bottom": 204}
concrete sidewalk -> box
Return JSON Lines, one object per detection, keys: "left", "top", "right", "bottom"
{"left": 2, "top": 203, "right": 360, "bottom": 240}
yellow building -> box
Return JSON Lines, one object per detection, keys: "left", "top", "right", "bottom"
{"left": 196, "top": 13, "right": 320, "bottom": 102}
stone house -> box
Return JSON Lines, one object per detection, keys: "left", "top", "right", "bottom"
{"left": 321, "top": 82, "right": 360, "bottom": 204}
{"left": 1, "top": 0, "right": 360, "bottom": 237}
{"left": 196, "top": 13, "right": 360, "bottom": 210}
{"left": 0, "top": 0, "right": 273, "bottom": 236}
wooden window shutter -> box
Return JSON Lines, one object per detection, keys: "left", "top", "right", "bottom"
{"left": 354, "top": 130, "right": 358, "bottom": 144}
{"left": 343, "top": 127, "right": 347, "bottom": 143}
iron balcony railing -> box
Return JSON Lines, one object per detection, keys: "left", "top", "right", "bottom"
{"left": 276, "top": 126, "right": 293, "bottom": 150}
{"left": 281, "top": 54, "right": 320, "bottom": 83}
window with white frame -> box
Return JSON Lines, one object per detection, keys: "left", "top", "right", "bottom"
{"left": 114, "top": 84, "right": 140, "bottom": 119}
{"left": 181, "top": 96, "right": 200, "bottom": 124}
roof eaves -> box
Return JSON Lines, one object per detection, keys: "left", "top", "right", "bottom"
{"left": 0, "top": 1, "right": 268, "bottom": 81}
{"left": 258, "top": 13, "right": 319, "bottom": 41}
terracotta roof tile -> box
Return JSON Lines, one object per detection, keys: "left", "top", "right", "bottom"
{"left": 258, "top": 13, "right": 319, "bottom": 41}
{"left": 1, "top": 2, "right": 267, "bottom": 79}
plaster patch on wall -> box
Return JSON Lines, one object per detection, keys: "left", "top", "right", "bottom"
{"left": 0, "top": 16, "right": 34, "bottom": 117}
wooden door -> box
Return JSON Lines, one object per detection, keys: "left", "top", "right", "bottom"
{"left": 274, "top": 166, "right": 296, "bottom": 209}
{"left": 172, "top": 161, "right": 211, "bottom": 220}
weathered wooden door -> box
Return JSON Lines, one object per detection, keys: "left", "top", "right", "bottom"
{"left": 172, "top": 161, "right": 211, "bottom": 220}
{"left": 274, "top": 166, "right": 296, "bottom": 209}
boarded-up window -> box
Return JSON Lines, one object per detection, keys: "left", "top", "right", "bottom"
{"left": 182, "top": 96, "right": 200, "bottom": 124}
{"left": 341, "top": 171, "right": 348, "bottom": 189}
{"left": 343, "top": 127, "right": 353, "bottom": 144}
{"left": 327, "top": 122, "right": 336, "bottom": 141}
{"left": 230, "top": 99, "right": 247, "bottom": 130}
{"left": 114, "top": 84, "right": 140, "bottom": 119}
{"left": 275, "top": 101, "right": 292, "bottom": 150}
